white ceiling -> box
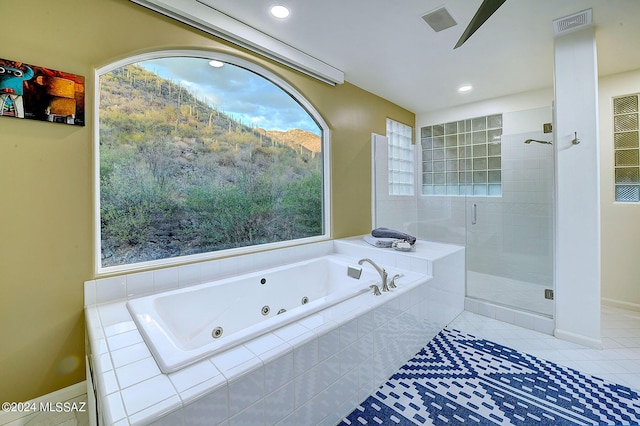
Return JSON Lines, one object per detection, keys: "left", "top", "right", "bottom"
{"left": 195, "top": 0, "right": 640, "bottom": 114}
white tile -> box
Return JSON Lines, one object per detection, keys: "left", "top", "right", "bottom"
{"left": 200, "top": 260, "right": 220, "bottom": 282}
{"left": 179, "top": 263, "right": 201, "bottom": 288}
{"left": 227, "top": 366, "right": 264, "bottom": 417}
{"left": 534, "top": 316, "right": 555, "bottom": 335}
{"left": 153, "top": 267, "right": 180, "bottom": 292}
{"left": 120, "top": 375, "right": 178, "bottom": 416}
{"left": 184, "top": 385, "right": 228, "bottom": 426}
{"left": 294, "top": 394, "right": 324, "bottom": 426}
{"left": 357, "top": 309, "right": 376, "bottom": 337}
{"left": 92, "top": 337, "right": 109, "bottom": 355}
{"left": 107, "top": 329, "right": 143, "bottom": 351}
{"left": 512, "top": 310, "right": 536, "bottom": 330}
{"left": 263, "top": 351, "right": 294, "bottom": 394}
{"left": 298, "top": 313, "right": 336, "bottom": 334}
{"left": 339, "top": 319, "right": 358, "bottom": 349}
{"left": 211, "top": 345, "right": 261, "bottom": 378}
{"left": 477, "top": 301, "right": 496, "bottom": 319}
{"left": 293, "top": 338, "right": 319, "bottom": 376}
{"left": 318, "top": 328, "right": 341, "bottom": 362}
{"left": 97, "top": 302, "right": 132, "bottom": 326}
{"left": 235, "top": 252, "right": 256, "bottom": 274}
{"left": 612, "top": 359, "right": 640, "bottom": 374}
{"left": 148, "top": 407, "right": 184, "bottom": 426}
{"left": 179, "top": 377, "right": 227, "bottom": 407}
{"left": 265, "top": 381, "right": 294, "bottom": 425}
{"left": 128, "top": 395, "right": 182, "bottom": 426}
{"left": 409, "top": 257, "right": 430, "bottom": 274}
{"left": 294, "top": 365, "right": 320, "bottom": 406}
{"left": 356, "top": 332, "right": 374, "bottom": 364}
{"left": 612, "top": 337, "right": 640, "bottom": 348}
{"left": 272, "top": 322, "right": 311, "bottom": 342}
{"left": 94, "top": 352, "right": 114, "bottom": 375}
{"left": 97, "top": 369, "right": 120, "bottom": 396}
{"left": 494, "top": 306, "right": 516, "bottom": 324}
{"left": 84, "top": 280, "right": 97, "bottom": 306}
{"left": 116, "top": 356, "right": 161, "bottom": 389}
{"left": 169, "top": 359, "right": 222, "bottom": 393}
{"left": 102, "top": 392, "right": 127, "bottom": 424}
{"left": 243, "top": 333, "right": 287, "bottom": 357}
{"left": 217, "top": 256, "right": 238, "bottom": 278}
{"left": 104, "top": 321, "right": 137, "bottom": 337}
{"left": 228, "top": 399, "right": 264, "bottom": 426}
{"left": 111, "top": 342, "right": 152, "bottom": 368}
{"left": 126, "top": 271, "right": 154, "bottom": 298}
{"left": 96, "top": 276, "right": 127, "bottom": 303}
{"left": 85, "top": 307, "right": 105, "bottom": 339}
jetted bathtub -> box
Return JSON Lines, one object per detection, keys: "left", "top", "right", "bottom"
{"left": 127, "top": 254, "right": 412, "bottom": 373}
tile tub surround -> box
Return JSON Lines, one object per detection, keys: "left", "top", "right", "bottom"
{"left": 84, "top": 238, "right": 465, "bottom": 425}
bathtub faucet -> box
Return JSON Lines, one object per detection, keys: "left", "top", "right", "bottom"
{"left": 357, "top": 258, "right": 389, "bottom": 292}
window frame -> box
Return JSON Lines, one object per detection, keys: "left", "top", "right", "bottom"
{"left": 94, "top": 50, "right": 331, "bottom": 275}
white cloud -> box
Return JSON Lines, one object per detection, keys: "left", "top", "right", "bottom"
{"left": 140, "top": 57, "right": 320, "bottom": 134}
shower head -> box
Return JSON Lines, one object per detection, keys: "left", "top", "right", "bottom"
{"left": 524, "top": 139, "right": 552, "bottom": 145}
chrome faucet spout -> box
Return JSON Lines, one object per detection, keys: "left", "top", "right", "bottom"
{"left": 358, "top": 258, "right": 389, "bottom": 291}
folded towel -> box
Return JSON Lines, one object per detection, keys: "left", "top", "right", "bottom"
{"left": 363, "top": 235, "right": 397, "bottom": 248}
{"left": 371, "top": 227, "right": 416, "bottom": 245}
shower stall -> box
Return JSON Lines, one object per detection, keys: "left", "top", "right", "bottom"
{"left": 464, "top": 131, "right": 555, "bottom": 318}
{"left": 373, "top": 110, "right": 555, "bottom": 323}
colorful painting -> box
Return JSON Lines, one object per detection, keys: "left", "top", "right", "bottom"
{"left": 0, "top": 57, "right": 85, "bottom": 126}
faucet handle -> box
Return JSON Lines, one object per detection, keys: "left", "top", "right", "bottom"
{"left": 389, "top": 273, "right": 403, "bottom": 289}
{"left": 369, "top": 284, "right": 382, "bottom": 296}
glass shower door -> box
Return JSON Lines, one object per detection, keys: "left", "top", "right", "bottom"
{"left": 465, "top": 131, "right": 555, "bottom": 317}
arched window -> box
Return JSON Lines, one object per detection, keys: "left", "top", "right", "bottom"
{"left": 95, "top": 51, "right": 329, "bottom": 272}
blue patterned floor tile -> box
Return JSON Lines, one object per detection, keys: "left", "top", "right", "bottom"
{"left": 337, "top": 328, "right": 640, "bottom": 426}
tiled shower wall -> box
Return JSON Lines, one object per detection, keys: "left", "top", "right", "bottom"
{"left": 415, "top": 130, "right": 554, "bottom": 287}
{"left": 466, "top": 131, "right": 554, "bottom": 286}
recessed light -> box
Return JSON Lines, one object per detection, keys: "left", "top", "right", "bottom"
{"left": 270, "top": 5, "right": 290, "bottom": 19}
{"left": 458, "top": 84, "right": 473, "bottom": 93}
{"left": 208, "top": 60, "right": 224, "bottom": 68}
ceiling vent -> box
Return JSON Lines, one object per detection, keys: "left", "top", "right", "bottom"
{"left": 422, "top": 6, "right": 458, "bottom": 33}
{"left": 553, "top": 9, "right": 592, "bottom": 36}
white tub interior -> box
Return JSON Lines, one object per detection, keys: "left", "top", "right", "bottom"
{"left": 127, "top": 254, "right": 403, "bottom": 373}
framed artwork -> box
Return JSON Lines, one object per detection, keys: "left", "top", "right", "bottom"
{"left": 0, "top": 57, "right": 85, "bottom": 126}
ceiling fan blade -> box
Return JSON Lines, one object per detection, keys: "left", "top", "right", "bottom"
{"left": 454, "top": 0, "right": 507, "bottom": 49}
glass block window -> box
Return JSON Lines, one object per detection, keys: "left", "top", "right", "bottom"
{"left": 613, "top": 94, "right": 640, "bottom": 202}
{"left": 386, "top": 118, "right": 414, "bottom": 195}
{"left": 420, "top": 114, "right": 502, "bottom": 196}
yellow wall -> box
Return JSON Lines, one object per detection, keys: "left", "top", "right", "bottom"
{"left": 0, "top": 0, "right": 414, "bottom": 402}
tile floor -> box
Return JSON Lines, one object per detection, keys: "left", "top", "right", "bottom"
{"left": 449, "top": 305, "right": 640, "bottom": 392}
{"left": 15, "top": 305, "right": 640, "bottom": 426}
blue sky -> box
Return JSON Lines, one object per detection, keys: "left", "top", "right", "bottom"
{"left": 140, "top": 57, "right": 320, "bottom": 135}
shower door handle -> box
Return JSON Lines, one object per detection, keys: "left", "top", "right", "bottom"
{"left": 471, "top": 204, "right": 477, "bottom": 225}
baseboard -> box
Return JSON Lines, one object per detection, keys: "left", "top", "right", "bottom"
{"left": 0, "top": 381, "right": 86, "bottom": 425}
{"left": 554, "top": 328, "right": 602, "bottom": 349}
{"left": 464, "top": 297, "right": 555, "bottom": 335}
{"left": 602, "top": 297, "right": 640, "bottom": 313}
